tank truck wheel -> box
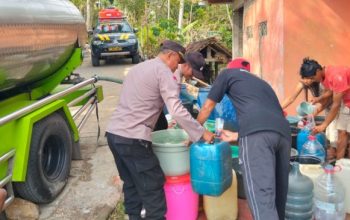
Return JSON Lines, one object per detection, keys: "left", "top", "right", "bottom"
{"left": 14, "top": 113, "right": 73, "bottom": 204}
{"left": 132, "top": 54, "right": 140, "bottom": 64}
{"left": 91, "top": 54, "right": 100, "bottom": 66}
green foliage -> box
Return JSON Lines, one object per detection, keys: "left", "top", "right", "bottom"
{"left": 137, "top": 18, "right": 181, "bottom": 58}
{"left": 114, "top": 0, "right": 146, "bottom": 25}
{"left": 218, "top": 25, "right": 233, "bottom": 50}
{"left": 70, "top": 0, "right": 86, "bottom": 15}
{"left": 153, "top": 19, "right": 181, "bottom": 40}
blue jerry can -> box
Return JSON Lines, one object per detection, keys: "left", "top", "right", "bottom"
{"left": 190, "top": 141, "right": 232, "bottom": 196}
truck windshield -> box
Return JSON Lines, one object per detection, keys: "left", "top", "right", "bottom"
{"left": 95, "top": 21, "right": 132, "bottom": 34}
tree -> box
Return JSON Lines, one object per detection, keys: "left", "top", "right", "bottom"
{"left": 178, "top": 0, "right": 185, "bottom": 29}
{"left": 86, "top": 0, "right": 92, "bottom": 30}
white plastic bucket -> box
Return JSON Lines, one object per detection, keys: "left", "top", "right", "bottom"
{"left": 152, "top": 129, "right": 190, "bottom": 176}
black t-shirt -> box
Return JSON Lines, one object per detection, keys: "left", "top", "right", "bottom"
{"left": 208, "top": 68, "right": 290, "bottom": 139}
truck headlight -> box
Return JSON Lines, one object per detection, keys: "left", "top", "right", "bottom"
{"left": 128, "top": 39, "right": 137, "bottom": 44}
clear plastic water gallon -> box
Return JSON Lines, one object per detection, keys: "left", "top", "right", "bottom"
{"left": 286, "top": 162, "right": 314, "bottom": 220}
{"left": 300, "top": 135, "right": 325, "bottom": 164}
{"left": 297, "top": 129, "right": 326, "bottom": 155}
{"left": 314, "top": 165, "right": 346, "bottom": 220}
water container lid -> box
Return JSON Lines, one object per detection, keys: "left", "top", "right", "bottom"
{"left": 324, "top": 164, "right": 342, "bottom": 174}
{"left": 231, "top": 145, "right": 239, "bottom": 158}
{"left": 166, "top": 174, "right": 190, "bottom": 184}
{"left": 308, "top": 135, "right": 316, "bottom": 141}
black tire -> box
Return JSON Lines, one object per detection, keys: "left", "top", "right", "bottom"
{"left": 14, "top": 113, "right": 73, "bottom": 204}
{"left": 132, "top": 54, "right": 140, "bottom": 64}
{"left": 91, "top": 54, "right": 100, "bottom": 66}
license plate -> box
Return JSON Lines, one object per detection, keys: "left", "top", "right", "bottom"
{"left": 108, "top": 47, "right": 122, "bottom": 52}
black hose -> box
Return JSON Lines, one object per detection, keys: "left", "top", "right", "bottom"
{"left": 94, "top": 75, "right": 123, "bottom": 84}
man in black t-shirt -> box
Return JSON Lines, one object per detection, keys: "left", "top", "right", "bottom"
{"left": 197, "top": 58, "right": 291, "bottom": 220}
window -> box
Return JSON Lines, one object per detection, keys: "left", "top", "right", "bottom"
{"left": 96, "top": 21, "right": 132, "bottom": 34}
{"left": 246, "top": 26, "right": 253, "bottom": 39}
{"left": 258, "top": 21, "right": 267, "bottom": 37}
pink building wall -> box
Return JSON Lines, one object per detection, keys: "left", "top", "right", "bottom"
{"left": 284, "top": 0, "right": 350, "bottom": 114}
{"left": 243, "top": 0, "right": 350, "bottom": 114}
{"left": 243, "top": 0, "right": 284, "bottom": 98}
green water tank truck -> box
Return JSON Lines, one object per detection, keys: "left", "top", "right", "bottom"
{"left": 0, "top": 0, "right": 122, "bottom": 209}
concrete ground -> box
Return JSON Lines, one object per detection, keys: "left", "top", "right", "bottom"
{"left": 39, "top": 56, "right": 133, "bottom": 219}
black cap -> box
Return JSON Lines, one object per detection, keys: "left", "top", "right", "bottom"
{"left": 185, "top": 52, "right": 206, "bottom": 80}
{"left": 160, "top": 40, "right": 186, "bottom": 63}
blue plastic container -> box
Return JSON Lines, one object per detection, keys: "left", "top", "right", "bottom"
{"left": 190, "top": 141, "right": 232, "bottom": 196}
{"left": 197, "top": 87, "right": 238, "bottom": 131}
{"left": 296, "top": 129, "right": 326, "bottom": 154}
{"left": 180, "top": 84, "right": 196, "bottom": 103}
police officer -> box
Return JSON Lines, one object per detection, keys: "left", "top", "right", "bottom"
{"left": 174, "top": 51, "right": 206, "bottom": 83}
{"left": 106, "top": 40, "right": 214, "bottom": 220}
{"left": 154, "top": 51, "right": 207, "bottom": 130}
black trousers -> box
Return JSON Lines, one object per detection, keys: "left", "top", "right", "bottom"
{"left": 239, "top": 131, "right": 291, "bottom": 220}
{"left": 106, "top": 133, "right": 166, "bottom": 220}
{"left": 154, "top": 111, "right": 168, "bottom": 131}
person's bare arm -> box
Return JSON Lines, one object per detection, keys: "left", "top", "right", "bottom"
{"left": 219, "top": 130, "right": 238, "bottom": 142}
{"left": 281, "top": 82, "right": 304, "bottom": 109}
{"left": 311, "top": 89, "right": 332, "bottom": 105}
{"left": 312, "top": 92, "right": 342, "bottom": 134}
{"left": 313, "top": 90, "right": 333, "bottom": 116}
{"left": 197, "top": 98, "right": 216, "bottom": 125}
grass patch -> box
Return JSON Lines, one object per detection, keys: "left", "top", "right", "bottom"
{"left": 108, "top": 200, "right": 125, "bottom": 220}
